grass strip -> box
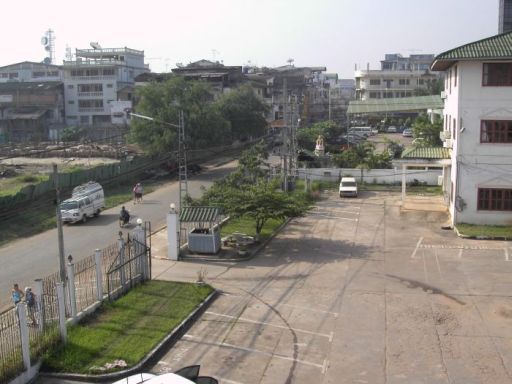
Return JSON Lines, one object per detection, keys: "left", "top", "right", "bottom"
{"left": 456, "top": 223, "right": 512, "bottom": 239}
{"left": 220, "top": 216, "right": 285, "bottom": 241}
{"left": 42, "top": 280, "right": 213, "bottom": 374}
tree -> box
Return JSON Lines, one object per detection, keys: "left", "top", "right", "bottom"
{"left": 197, "top": 145, "right": 308, "bottom": 239}
{"left": 297, "top": 121, "right": 341, "bottom": 151}
{"left": 216, "top": 85, "right": 269, "bottom": 141}
{"left": 130, "top": 77, "right": 230, "bottom": 154}
{"left": 412, "top": 113, "right": 443, "bottom": 147}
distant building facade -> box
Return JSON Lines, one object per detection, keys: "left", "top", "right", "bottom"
{"left": 499, "top": 0, "right": 512, "bottom": 33}
{"left": 62, "top": 47, "right": 148, "bottom": 126}
{"left": 0, "top": 62, "right": 64, "bottom": 142}
{"left": 355, "top": 54, "right": 438, "bottom": 101}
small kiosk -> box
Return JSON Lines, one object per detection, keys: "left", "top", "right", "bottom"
{"left": 180, "top": 206, "right": 222, "bottom": 254}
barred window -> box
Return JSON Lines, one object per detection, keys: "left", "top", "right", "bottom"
{"left": 478, "top": 188, "right": 512, "bottom": 211}
{"left": 480, "top": 120, "right": 512, "bottom": 143}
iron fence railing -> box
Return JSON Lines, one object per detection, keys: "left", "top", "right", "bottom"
{"left": 1, "top": 227, "right": 151, "bottom": 383}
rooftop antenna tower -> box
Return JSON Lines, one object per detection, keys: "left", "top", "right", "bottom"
{"left": 41, "top": 29, "right": 55, "bottom": 64}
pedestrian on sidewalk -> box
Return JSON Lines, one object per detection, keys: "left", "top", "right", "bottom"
{"left": 11, "top": 283, "right": 24, "bottom": 307}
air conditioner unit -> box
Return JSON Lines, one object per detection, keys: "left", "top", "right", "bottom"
{"left": 440, "top": 130, "right": 451, "bottom": 141}
{"left": 440, "top": 91, "right": 447, "bottom": 99}
{"left": 437, "top": 175, "right": 443, "bottom": 186}
{"left": 445, "top": 138, "right": 453, "bottom": 148}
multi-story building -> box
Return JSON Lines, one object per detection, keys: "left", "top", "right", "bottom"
{"left": 499, "top": 0, "right": 512, "bottom": 34}
{"left": 355, "top": 54, "right": 438, "bottom": 101}
{"left": 0, "top": 62, "right": 64, "bottom": 142}
{"left": 431, "top": 31, "right": 512, "bottom": 225}
{"left": 62, "top": 47, "right": 148, "bottom": 126}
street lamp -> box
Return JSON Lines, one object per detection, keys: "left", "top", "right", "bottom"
{"left": 130, "top": 111, "right": 188, "bottom": 209}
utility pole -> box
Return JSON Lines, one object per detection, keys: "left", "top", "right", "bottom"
{"left": 282, "top": 78, "right": 288, "bottom": 192}
{"left": 177, "top": 109, "right": 188, "bottom": 209}
{"left": 53, "top": 164, "right": 66, "bottom": 282}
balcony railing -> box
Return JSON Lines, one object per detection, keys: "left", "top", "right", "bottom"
{"left": 78, "top": 92, "right": 103, "bottom": 97}
{"left": 78, "top": 107, "right": 105, "bottom": 113}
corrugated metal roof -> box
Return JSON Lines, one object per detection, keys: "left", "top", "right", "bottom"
{"left": 431, "top": 31, "right": 512, "bottom": 71}
{"left": 180, "top": 206, "right": 220, "bottom": 223}
{"left": 347, "top": 95, "right": 443, "bottom": 114}
{"left": 401, "top": 147, "right": 451, "bottom": 159}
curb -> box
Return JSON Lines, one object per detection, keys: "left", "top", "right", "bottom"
{"left": 453, "top": 226, "right": 510, "bottom": 241}
{"left": 38, "top": 289, "right": 219, "bottom": 383}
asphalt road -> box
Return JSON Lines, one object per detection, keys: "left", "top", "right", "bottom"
{"left": 0, "top": 157, "right": 238, "bottom": 310}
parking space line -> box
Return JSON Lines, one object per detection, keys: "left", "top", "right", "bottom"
{"left": 183, "top": 334, "right": 325, "bottom": 369}
{"left": 205, "top": 311, "right": 333, "bottom": 339}
{"left": 217, "top": 378, "right": 246, "bottom": 384}
{"left": 434, "top": 249, "right": 443, "bottom": 277}
{"left": 273, "top": 302, "right": 339, "bottom": 317}
{"left": 505, "top": 247, "right": 509, "bottom": 262}
{"left": 410, "top": 236, "right": 423, "bottom": 259}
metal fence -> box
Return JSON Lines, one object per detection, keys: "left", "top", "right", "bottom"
{"left": 0, "top": 226, "right": 151, "bottom": 383}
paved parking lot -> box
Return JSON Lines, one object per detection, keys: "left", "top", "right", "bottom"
{"left": 148, "top": 191, "right": 512, "bottom": 383}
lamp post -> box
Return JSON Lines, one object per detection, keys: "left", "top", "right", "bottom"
{"left": 130, "top": 112, "right": 188, "bottom": 209}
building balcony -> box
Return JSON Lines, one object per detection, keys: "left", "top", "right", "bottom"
{"left": 78, "top": 107, "right": 105, "bottom": 113}
{"left": 78, "top": 92, "right": 103, "bottom": 97}
{"left": 67, "top": 76, "right": 116, "bottom": 81}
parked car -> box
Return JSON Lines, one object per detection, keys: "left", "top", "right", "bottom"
{"left": 339, "top": 177, "right": 358, "bottom": 197}
{"left": 387, "top": 126, "right": 397, "bottom": 133}
{"left": 402, "top": 128, "right": 413, "bottom": 137}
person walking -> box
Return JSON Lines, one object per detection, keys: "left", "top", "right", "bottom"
{"left": 11, "top": 283, "right": 24, "bottom": 306}
{"left": 133, "top": 182, "right": 143, "bottom": 204}
{"left": 24, "top": 287, "right": 38, "bottom": 326}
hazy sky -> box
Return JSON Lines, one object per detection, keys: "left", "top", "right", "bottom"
{"left": 1, "top": 0, "right": 500, "bottom": 78}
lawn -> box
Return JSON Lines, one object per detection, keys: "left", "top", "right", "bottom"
{"left": 456, "top": 223, "right": 512, "bottom": 239}
{"left": 220, "top": 216, "right": 285, "bottom": 241}
{"left": 42, "top": 280, "right": 213, "bottom": 374}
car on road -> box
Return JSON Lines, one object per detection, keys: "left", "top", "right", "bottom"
{"left": 339, "top": 177, "right": 358, "bottom": 197}
{"left": 402, "top": 128, "right": 413, "bottom": 137}
{"left": 387, "top": 126, "right": 397, "bottom": 133}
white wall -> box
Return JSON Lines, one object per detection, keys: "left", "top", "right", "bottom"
{"left": 444, "top": 61, "right": 512, "bottom": 225}
{"left": 297, "top": 168, "right": 442, "bottom": 185}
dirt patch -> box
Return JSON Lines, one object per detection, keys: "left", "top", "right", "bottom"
{"left": 496, "top": 306, "right": 512, "bottom": 319}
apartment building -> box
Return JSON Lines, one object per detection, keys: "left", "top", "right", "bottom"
{"left": 499, "top": 0, "right": 512, "bottom": 34}
{"left": 355, "top": 54, "right": 438, "bottom": 101}
{"left": 62, "top": 47, "right": 148, "bottom": 126}
{"left": 431, "top": 31, "right": 512, "bottom": 225}
{"left": 0, "top": 62, "right": 64, "bottom": 142}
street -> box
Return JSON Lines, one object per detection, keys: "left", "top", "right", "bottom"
{"left": 0, "top": 158, "right": 237, "bottom": 310}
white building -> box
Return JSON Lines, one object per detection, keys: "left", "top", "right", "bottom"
{"left": 62, "top": 47, "right": 148, "bottom": 126}
{"left": 431, "top": 31, "right": 512, "bottom": 226}
{"left": 355, "top": 54, "right": 438, "bottom": 101}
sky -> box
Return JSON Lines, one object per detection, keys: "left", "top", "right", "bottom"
{"left": 1, "top": 0, "right": 500, "bottom": 78}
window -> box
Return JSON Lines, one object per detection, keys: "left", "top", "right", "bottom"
{"left": 107, "top": 84, "right": 113, "bottom": 88}
{"left": 47, "top": 71, "right": 59, "bottom": 77}
{"left": 68, "top": 100, "right": 75, "bottom": 104}
{"left": 67, "top": 85, "right": 74, "bottom": 89}
{"left": 32, "top": 71, "right": 45, "bottom": 78}
{"left": 483, "top": 63, "right": 512, "bottom": 86}
{"left": 480, "top": 120, "right": 512, "bottom": 143}
{"left": 369, "top": 92, "right": 381, "bottom": 98}
{"left": 382, "top": 91, "right": 393, "bottom": 98}
{"left": 103, "top": 68, "right": 115, "bottom": 76}
{"left": 418, "top": 79, "right": 425, "bottom": 85}
{"left": 1, "top": 73, "right": 7, "bottom": 78}
{"left": 478, "top": 188, "right": 512, "bottom": 211}
{"left": 78, "top": 99, "right": 103, "bottom": 108}
{"left": 405, "top": 92, "right": 412, "bottom": 97}
{"left": 398, "top": 79, "right": 409, "bottom": 85}
{"left": 370, "top": 79, "right": 381, "bottom": 85}
{"left": 9, "top": 72, "right": 18, "bottom": 79}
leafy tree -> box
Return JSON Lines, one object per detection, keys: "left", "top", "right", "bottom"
{"left": 130, "top": 77, "right": 230, "bottom": 154}
{"left": 297, "top": 121, "right": 341, "bottom": 150}
{"left": 332, "top": 141, "right": 392, "bottom": 169}
{"left": 412, "top": 113, "right": 442, "bottom": 146}
{"left": 197, "top": 145, "right": 307, "bottom": 239}
{"left": 216, "top": 85, "right": 269, "bottom": 141}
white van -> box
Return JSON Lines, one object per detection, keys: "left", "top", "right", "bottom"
{"left": 60, "top": 181, "right": 105, "bottom": 224}
{"left": 339, "top": 177, "right": 358, "bottom": 197}
{"left": 348, "top": 126, "right": 374, "bottom": 137}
